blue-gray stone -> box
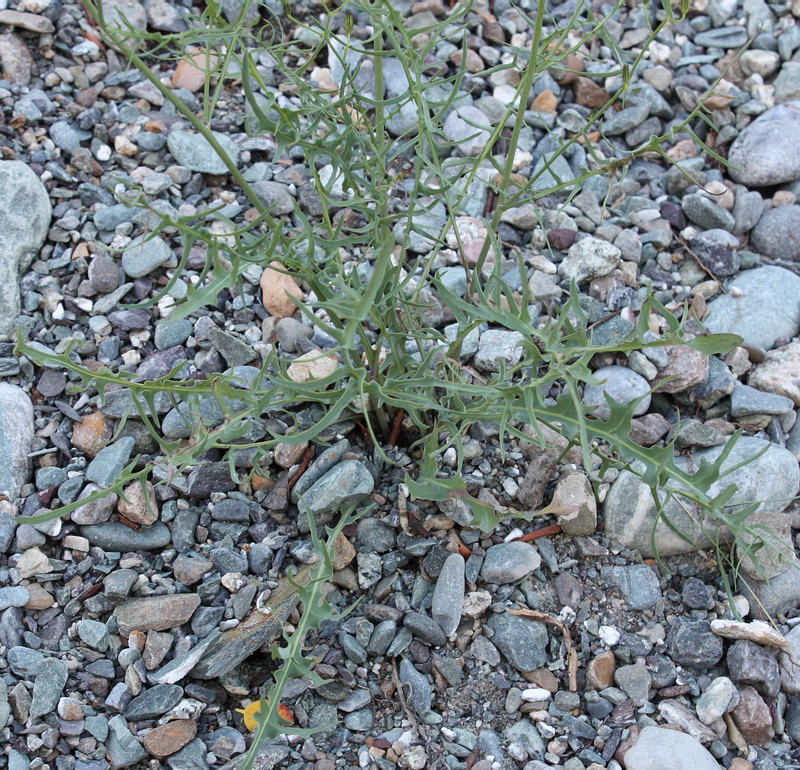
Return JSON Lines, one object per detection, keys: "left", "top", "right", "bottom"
{"left": 0, "top": 384, "right": 34, "bottom": 498}
{"left": 85, "top": 437, "right": 135, "bottom": 488}
{"left": 167, "top": 130, "right": 240, "bottom": 175}
{"left": 605, "top": 437, "right": 800, "bottom": 556}
{"left": 295, "top": 459, "right": 374, "bottom": 530}
{"left": 79, "top": 520, "right": 171, "bottom": 551}
{"left": 582, "top": 365, "right": 651, "bottom": 421}
{"left": 106, "top": 714, "right": 148, "bottom": 769}
{"left": 750, "top": 205, "right": 800, "bottom": 261}
{"left": 0, "top": 586, "right": 29, "bottom": 611}
{"left": 30, "top": 657, "right": 69, "bottom": 720}
{"left": 123, "top": 683, "right": 183, "bottom": 720}
{"left": 608, "top": 565, "right": 662, "bottom": 610}
{"left": 704, "top": 266, "right": 800, "bottom": 350}
{"left": 399, "top": 658, "right": 432, "bottom": 714}
{"left": 729, "top": 102, "right": 800, "bottom": 187}
{"left": 486, "top": 612, "right": 548, "bottom": 671}
{"left": 8, "top": 645, "right": 44, "bottom": 677}
{"left": 432, "top": 553, "right": 465, "bottom": 636}
{"left": 121, "top": 234, "right": 173, "bottom": 278}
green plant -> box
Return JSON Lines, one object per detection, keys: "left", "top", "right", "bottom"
{"left": 19, "top": 0, "right": 774, "bottom": 760}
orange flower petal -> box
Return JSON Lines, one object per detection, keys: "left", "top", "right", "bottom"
{"left": 236, "top": 699, "right": 295, "bottom": 732}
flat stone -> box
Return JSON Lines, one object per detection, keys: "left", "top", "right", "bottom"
{"left": 710, "top": 619, "right": 789, "bottom": 648}
{"left": 549, "top": 471, "right": 597, "bottom": 536}
{"left": 444, "top": 106, "right": 492, "bottom": 157}
{"left": 403, "top": 612, "right": 447, "bottom": 647}
{"left": 473, "top": 330, "right": 525, "bottom": 372}
{"left": 142, "top": 719, "right": 197, "bottom": 758}
{"left": 604, "top": 437, "right": 800, "bottom": 556}
{"left": 250, "top": 181, "right": 295, "bottom": 215}
{"left": 0, "top": 33, "right": 33, "bottom": 86}
{"left": 728, "top": 102, "right": 800, "bottom": 187}
{"left": 727, "top": 639, "right": 780, "bottom": 698}
{"left": 486, "top": 611, "right": 548, "bottom": 672}
{"left": 398, "top": 658, "right": 432, "bottom": 714}
{"left": 780, "top": 624, "right": 800, "bottom": 694}
{"left": 166, "top": 130, "right": 239, "bottom": 175}
{"left": 0, "top": 586, "right": 29, "bottom": 611}
{"left": 614, "top": 662, "right": 652, "bottom": 706}
{"left": 124, "top": 684, "right": 183, "bottom": 720}
{"left": 480, "top": 542, "right": 541, "bottom": 583}
{"left": 113, "top": 594, "right": 201, "bottom": 635}
{"left": 106, "top": 713, "right": 149, "bottom": 769}
{"left": 624, "top": 726, "right": 722, "bottom": 770}
{"left": 0, "top": 384, "right": 34, "bottom": 498}
{"left": 80, "top": 520, "right": 171, "bottom": 551}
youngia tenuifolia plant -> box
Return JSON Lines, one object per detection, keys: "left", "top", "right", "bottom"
{"left": 15, "top": 0, "right": 776, "bottom": 764}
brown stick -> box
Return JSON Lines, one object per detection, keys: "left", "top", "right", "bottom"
{"left": 388, "top": 409, "right": 405, "bottom": 446}
{"left": 518, "top": 524, "right": 562, "bottom": 542}
{"left": 287, "top": 446, "right": 315, "bottom": 492}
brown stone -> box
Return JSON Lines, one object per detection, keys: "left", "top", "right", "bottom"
{"left": 748, "top": 340, "right": 800, "bottom": 405}
{"left": 586, "top": 650, "right": 616, "bottom": 690}
{"left": 113, "top": 594, "right": 201, "bottom": 636}
{"left": 652, "top": 344, "right": 709, "bottom": 394}
{"left": 71, "top": 411, "right": 113, "bottom": 456}
{"left": 332, "top": 533, "right": 356, "bottom": 571}
{"left": 273, "top": 441, "right": 308, "bottom": 469}
{"left": 0, "top": 33, "right": 33, "bottom": 86}
{"left": 172, "top": 553, "right": 213, "bottom": 586}
{"left": 25, "top": 582, "right": 55, "bottom": 610}
{"left": 260, "top": 260, "right": 303, "bottom": 318}
{"left": 173, "top": 53, "right": 218, "bottom": 93}
{"left": 117, "top": 481, "right": 158, "bottom": 526}
{"left": 525, "top": 668, "right": 559, "bottom": 693}
{"left": 531, "top": 89, "right": 558, "bottom": 114}
{"left": 450, "top": 49, "right": 484, "bottom": 74}
{"left": 573, "top": 77, "right": 610, "bottom": 110}
{"left": 629, "top": 413, "right": 672, "bottom": 446}
{"left": 730, "top": 686, "right": 774, "bottom": 746}
{"left": 142, "top": 719, "right": 197, "bottom": 758}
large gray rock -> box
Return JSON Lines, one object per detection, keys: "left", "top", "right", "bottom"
{"left": 0, "top": 384, "right": 34, "bottom": 498}
{"left": 0, "top": 161, "right": 51, "bottom": 336}
{"left": 728, "top": 102, "right": 800, "bottom": 187}
{"left": 623, "top": 726, "right": 722, "bottom": 770}
{"left": 604, "top": 437, "right": 800, "bottom": 557}
{"left": 703, "top": 266, "right": 800, "bottom": 350}
{"left": 750, "top": 205, "right": 800, "bottom": 261}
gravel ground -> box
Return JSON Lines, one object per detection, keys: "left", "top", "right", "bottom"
{"left": 1, "top": 0, "right": 800, "bottom": 770}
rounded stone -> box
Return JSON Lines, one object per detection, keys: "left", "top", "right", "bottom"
{"left": 750, "top": 205, "right": 800, "bottom": 261}
{"left": 480, "top": 542, "right": 541, "bottom": 584}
